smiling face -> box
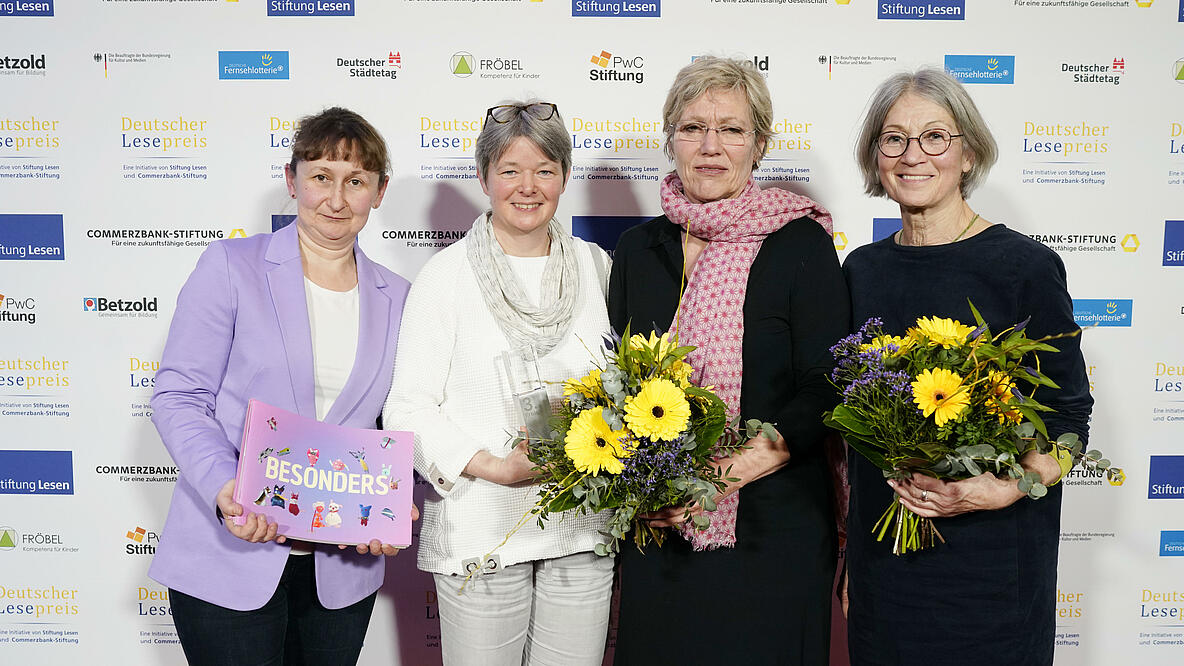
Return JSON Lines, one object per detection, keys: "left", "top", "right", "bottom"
{"left": 479, "top": 135, "right": 568, "bottom": 250}
{"left": 285, "top": 151, "right": 388, "bottom": 251}
{"left": 672, "top": 88, "right": 764, "bottom": 204}
{"left": 876, "top": 93, "right": 973, "bottom": 213}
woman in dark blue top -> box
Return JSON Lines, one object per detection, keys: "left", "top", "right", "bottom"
{"left": 842, "top": 68, "right": 1093, "bottom": 666}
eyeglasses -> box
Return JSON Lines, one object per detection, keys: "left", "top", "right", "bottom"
{"left": 486, "top": 103, "right": 558, "bottom": 124}
{"left": 673, "top": 122, "right": 755, "bottom": 147}
{"left": 877, "top": 129, "right": 963, "bottom": 157}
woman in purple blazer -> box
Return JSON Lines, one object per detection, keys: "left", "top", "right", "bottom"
{"left": 148, "top": 107, "right": 411, "bottom": 665}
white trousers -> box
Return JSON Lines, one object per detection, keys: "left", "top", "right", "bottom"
{"left": 433, "top": 551, "right": 615, "bottom": 666}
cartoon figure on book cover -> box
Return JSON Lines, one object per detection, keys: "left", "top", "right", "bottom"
{"left": 311, "top": 501, "right": 325, "bottom": 530}
{"left": 269, "top": 485, "right": 285, "bottom": 509}
{"left": 288, "top": 492, "right": 300, "bottom": 516}
{"left": 306, "top": 448, "right": 319, "bottom": 466}
{"left": 253, "top": 487, "right": 270, "bottom": 505}
{"left": 359, "top": 505, "right": 372, "bottom": 526}
{"left": 325, "top": 500, "right": 342, "bottom": 528}
{"left": 349, "top": 447, "right": 369, "bottom": 473}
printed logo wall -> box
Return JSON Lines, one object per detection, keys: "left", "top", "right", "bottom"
{"left": 1, "top": 2, "right": 1181, "bottom": 664}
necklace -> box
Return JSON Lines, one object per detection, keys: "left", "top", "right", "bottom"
{"left": 951, "top": 213, "right": 980, "bottom": 243}
{"left": 895, "top": 212, "right": 980, "bottom": 246}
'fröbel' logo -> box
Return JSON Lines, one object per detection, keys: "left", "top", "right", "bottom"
{"left": 450, "top": 52, "right": 474, "bottom": 78}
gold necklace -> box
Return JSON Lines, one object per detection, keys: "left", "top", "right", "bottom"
{"left": 951, "top": 213, "right": 980, "bottom": 243}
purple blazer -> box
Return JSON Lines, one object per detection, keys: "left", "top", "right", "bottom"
{"left": 148, "top": 222, "right": 410, "bottom": 611}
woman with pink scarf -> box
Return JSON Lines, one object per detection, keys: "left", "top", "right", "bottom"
{"left": 608, "top": 56, "right": 850, "bottom": 664}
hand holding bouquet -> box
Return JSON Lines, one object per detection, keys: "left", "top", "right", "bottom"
{"left": 823, "top": 303, "right": 1120, "bottom": 555}
{"left": 496, "top": 327, "right": 775, "bottom": 558}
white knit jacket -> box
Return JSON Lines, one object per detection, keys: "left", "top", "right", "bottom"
{"left": 383, "top": 235, "right": 613, "bottom": 575}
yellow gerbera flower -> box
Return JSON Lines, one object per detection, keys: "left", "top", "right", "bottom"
{"left": 860, "top": 334, "right": 914, "bottom": 357}
{"left": 563, "top": 368, "right": 604, "bottom": 400}
{"left": 911, "top": 368, "right": 970, "bottom": 427}
{"left": 624, "top": 378, "right": 691, "bottom": 441}
{"left": 564, "top": 408, "right": 630, "bottom": 475}
{"left": 629, "top": 331, "right": 679, "bottom": 363}
{"left": 986, "top": 370, "right": 1022, "bottom": 424}
{"left": 908, "top": 316, "right": 976, "bottom": 349}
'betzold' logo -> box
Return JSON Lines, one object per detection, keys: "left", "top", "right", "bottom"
{"left": 572, "top": 1, "right": 660, "bottom": 18}
{"left": 268, "top": 0, "right": 354, "bottom": 16}
{"left": 945, "top": 55, "right": 1014, "bottom": 85}
{"left": 879, "top": 0, "right": 964, "bottom": 20}
{"left": 218, "top": 51, "right": 289, "bottom": 80}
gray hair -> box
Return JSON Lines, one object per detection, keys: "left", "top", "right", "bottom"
{"left": 854, "top": 67, "right": 998, "bottom": 198}
{"left": 475, "top": 99, "right": 571, "bottom": 182}
{"left": 661, "top": 56, "right": 773, "bottom": 169}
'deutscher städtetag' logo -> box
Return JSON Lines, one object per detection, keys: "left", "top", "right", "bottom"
{"left": 218, "top": 51, "right": 289, "bottom": 80}
{"left": 572, "top": 1, "right": 660, "bottom": 18}
{"left": 335, "top": 51, "right": 400, "bottom": 81}
{"left": 944, "top": 55, "right": 1014, "bottom": 85}
{"left": 878, "top": 0, "right": 964, "bottom": 20}
{"left": 0, "top": 0, "right": 52, "bottom": 17}
{"left": 268, "top": 0, "right": 354, "bottom": 16}
{"left": 1060, "top": 57, "right": 1125, "bottom": 86}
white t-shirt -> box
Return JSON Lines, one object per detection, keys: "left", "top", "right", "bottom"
{"left": 304, "top": 278, "right": 360, "bottom": 421}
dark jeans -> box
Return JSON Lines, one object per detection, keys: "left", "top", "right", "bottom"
{"left": 170, "top": 554, "right": 377, "bottom": 666}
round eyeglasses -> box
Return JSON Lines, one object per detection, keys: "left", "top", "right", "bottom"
{"left": 486, "top": 103, "right": 558, "bottom": 124}
{"left": 877, "top": 129, "right": 964, "bottom": 157}
{"left": 673, "top": 122, "right": 755, "bottom": 147}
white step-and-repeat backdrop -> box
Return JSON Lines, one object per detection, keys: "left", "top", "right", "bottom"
{"left": 2, "top": 1, "right": 1182, "bottom": 664}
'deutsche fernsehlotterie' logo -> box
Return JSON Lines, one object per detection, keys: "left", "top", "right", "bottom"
{"left": 944, "top": 55, "right": 1014, "bottom": 85}
{"left": 218, "top": 51, "right": 289, "bottom": 80}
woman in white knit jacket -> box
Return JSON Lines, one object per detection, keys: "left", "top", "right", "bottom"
{"left": 382, "top": 101, "right": 613, "bottom": 666}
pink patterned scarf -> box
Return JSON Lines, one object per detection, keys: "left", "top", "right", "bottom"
{"left": 660, "top": 172, "right": 833, "bottom": 551}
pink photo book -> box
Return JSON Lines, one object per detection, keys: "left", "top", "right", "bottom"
{"left": 232, "top": 399, "right": 414, "bottom": 547}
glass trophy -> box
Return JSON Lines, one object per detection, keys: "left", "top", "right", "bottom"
{"left": 501, "top": 345, "right": 552, "bottom": 441}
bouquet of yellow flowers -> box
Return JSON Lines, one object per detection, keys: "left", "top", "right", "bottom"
{"left": 823, "top": 304, "right": 1120, "bottom": 555}
{"left": 498, "top": 326, "right": 773, "bottom": 557}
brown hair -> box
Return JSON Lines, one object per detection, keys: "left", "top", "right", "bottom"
{"left": 289, "top": 107, "right": 390, "bottom": 178}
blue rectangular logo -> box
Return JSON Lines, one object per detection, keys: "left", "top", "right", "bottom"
{"left": 878, "top": 0, "right": 965, "bottom": 20}
{"left": 1072, "top": 299, "right": 1132, "bottom": 327}
{"left": 944, "top": 55, "right": 1015, "bottom": 85}
{"left": 572, "top": 216, "right": 651, "bottom": 253}
{"left": 268, "top": 1, "right": 354, "bottom": 16}
{"left": 0, "top": 213, "right": 64, "bottom": 261}
{"left": 1164, "top": 220, "right": 1184, "bottom": 266}
{"left": 0, "top": 0, "right": 53, "bottom": 16}
{"left": 0, "top": 450, "right": 73, "bottom": 495}
{"left": 872, "top": 218, "right": 902, "bottom": 242}
{"left": 1160, "top": 531, "right": 1184, "bottom": 556}
{"left": 1149, "top": 456, "right": 1184, "bottom": 499}
{"left": 573, "top": 1, "right": 660, "bottom": 18}
{"left": 1179, "top": 0, "right": 1183, "bottom": 22}
{"left": 271, "top": 214, "right": 296, "bottom": 232}
{"left": 218, "top": 51, "right": 290, "bottom": 80}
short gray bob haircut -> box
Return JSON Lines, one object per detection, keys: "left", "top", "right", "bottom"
{"left": 661, "top": 56, "right": 773, "bottom": 169}
{"left": 854, "top": 67, "right": 998, "bottom": 198}
{"left": 475, "top": 99, "right": 571, "bottom": 182}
